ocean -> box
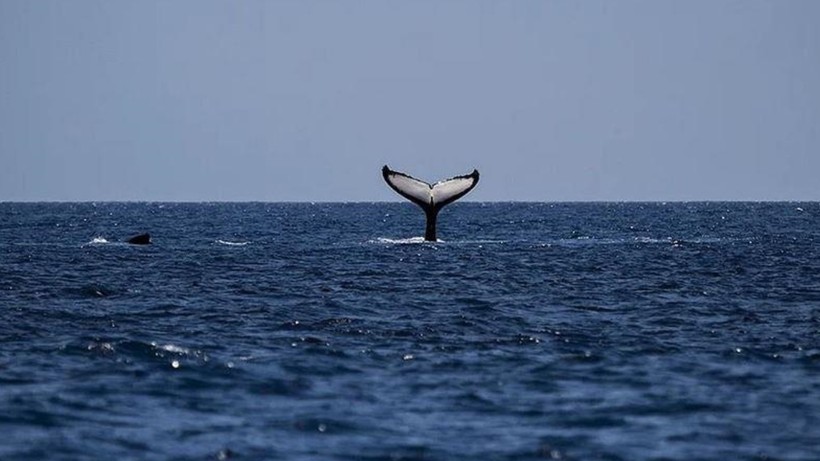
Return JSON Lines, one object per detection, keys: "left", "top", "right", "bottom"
{"left": 1, "top": 202, "right": 819, "bottom": 461}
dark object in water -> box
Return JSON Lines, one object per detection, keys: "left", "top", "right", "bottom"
{"left": 126, "top": 233, "right": 151, "bottom": 245}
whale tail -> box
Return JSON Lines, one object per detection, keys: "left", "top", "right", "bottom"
{"left": 382, "top": 165, "right": 479, "bottom": 241}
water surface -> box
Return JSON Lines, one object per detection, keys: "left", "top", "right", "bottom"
{"left": 1, "top": 202, "right": 819, "bottom": 460}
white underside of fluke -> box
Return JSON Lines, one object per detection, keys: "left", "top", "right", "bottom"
{"left": 384, "top": 173, "right": 433, "bottom": 204}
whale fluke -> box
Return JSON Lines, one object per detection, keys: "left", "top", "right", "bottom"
{"left": 382, "top": 165, "right": 479, "bottom": 241}
{"left": 126, "top": 233, "right": 151, "bottom": 245}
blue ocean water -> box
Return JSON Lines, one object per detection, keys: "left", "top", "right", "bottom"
{"left": 1, "top": 202, "right": 819, "bottom": 461}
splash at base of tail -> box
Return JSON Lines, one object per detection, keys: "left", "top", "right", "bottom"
{"left": 382, "top": 165, "right": 479, "bottom": 241}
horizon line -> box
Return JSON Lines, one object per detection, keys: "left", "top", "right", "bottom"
{"left": 1, "top": 199, "right": 818, "bottom": 204}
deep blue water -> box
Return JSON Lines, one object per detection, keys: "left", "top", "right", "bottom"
{"left": 1, "top": 202, "right": 819, "bottom": 461}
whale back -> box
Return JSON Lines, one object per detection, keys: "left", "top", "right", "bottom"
{"left": 126, "top": 233, "right": 152, "bottom": 245}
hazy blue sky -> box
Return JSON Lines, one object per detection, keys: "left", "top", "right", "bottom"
{"left": 1, "top": 1, "right": 818, "bottom": 201}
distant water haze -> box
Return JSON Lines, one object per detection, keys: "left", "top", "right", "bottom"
{"left": 1, "top": 1, "right": 819, "bottom": 201}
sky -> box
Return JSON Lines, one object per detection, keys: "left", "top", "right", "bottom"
{"left": 1, "top": 0, "right": 819, "bottom": 202}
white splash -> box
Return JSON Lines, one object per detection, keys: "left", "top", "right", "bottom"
{"left": 371, "top": 237, "right": 437, "bottom": 245}
{"left": 155, "top": 343, "right": 190, "bottom": 354}
{"left": 216, "top": 240, "right": 251, "bottom": 246}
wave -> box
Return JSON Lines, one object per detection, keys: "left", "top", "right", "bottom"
{"left": 449, "top": 239, "right": 506, "bottom": 245}
{"left": 370, "top": 236, "right": 738, "bottom": 248}
{"left": 216, "top": 240, "right": 251, "bottom": 246}
{"left": 69, "top": 338, "right": 220, "bottom": 374}
{"left": 370, "top": 237, "right": 432, "bottom": 245}
{"left": 370, "top": 237, "right": 508, "bottom": 245}
{"left": 550, "top": 236, "right": 740, "bottom": 247}
{"left": 631, "top": 236, "right": 725, "bottom": 244}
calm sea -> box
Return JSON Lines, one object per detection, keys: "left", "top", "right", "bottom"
{"left": 1, "top": 202, "right": 819, "bottom": 461}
